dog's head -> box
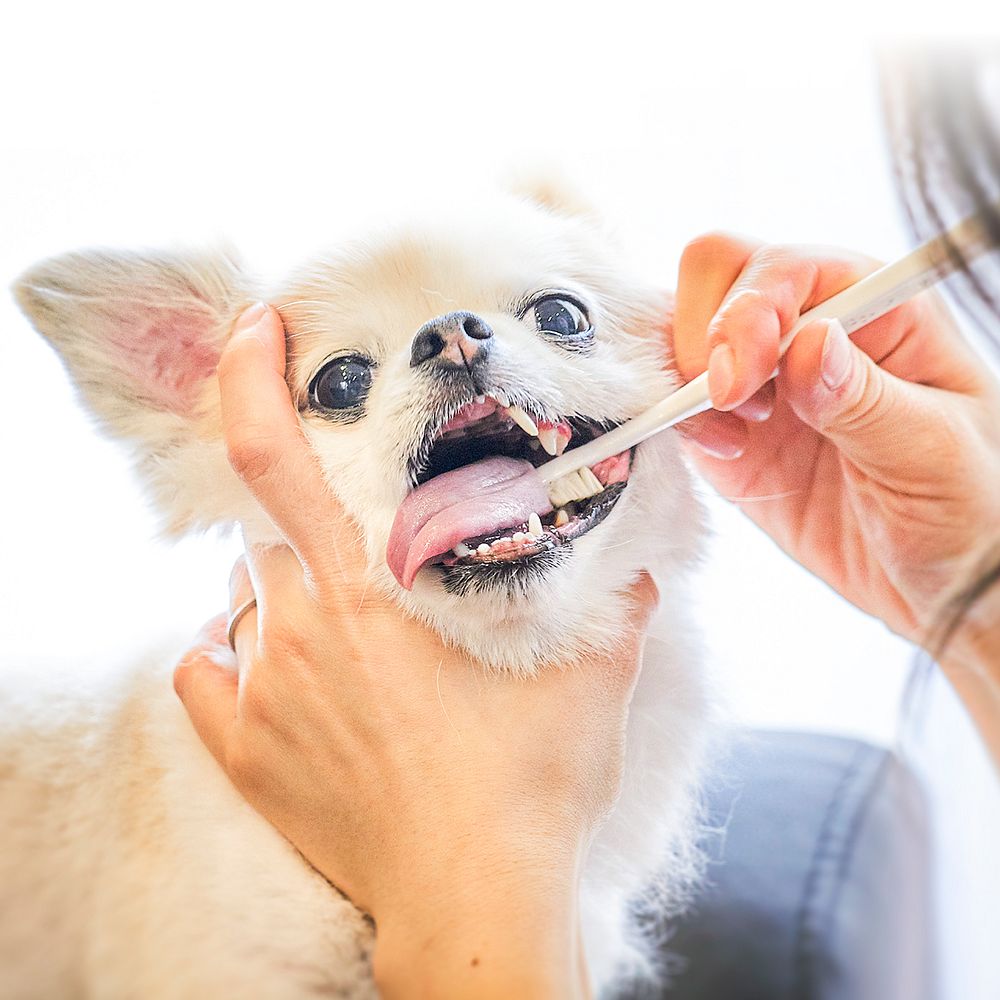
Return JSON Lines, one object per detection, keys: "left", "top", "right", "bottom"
{"left": 14, "top": 186, "right": 701, "bottom": 669}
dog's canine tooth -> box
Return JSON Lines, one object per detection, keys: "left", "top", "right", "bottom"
{"left": 453, "top": 542, "right": 472, "bottom": 558}
{"left": 537, "top": 427, "right": 558, "bottom": 456}
{"left": 506, "top": 405, "right": 538, "bottom": 437}
{"left": 555, "top": 508, "right": 570, "bottom": 527}
{"left": 554, "top": 430, "right": 570, "bottom": 456}
{"left": 528, "top": 512, "right": 543, "bottom": 538}
{"left": 476, "top": 542, "right": 491, "bottom": 555}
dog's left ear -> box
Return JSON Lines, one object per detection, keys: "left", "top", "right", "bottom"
{"left": 13, "top": 248, "right": 259, "bottom": 535}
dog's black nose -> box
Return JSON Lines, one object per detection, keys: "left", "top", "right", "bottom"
{"left": 410, "top": 311, "right": 493, "bottom": 369}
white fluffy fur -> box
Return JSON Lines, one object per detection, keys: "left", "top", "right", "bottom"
{"left": 2, "top": 188, "right": 710, "bottom": 997}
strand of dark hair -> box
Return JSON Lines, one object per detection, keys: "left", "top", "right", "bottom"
{"left": 880, "top": 47, "right": 1000, "bottom": 664}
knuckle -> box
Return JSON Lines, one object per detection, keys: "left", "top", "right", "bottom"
{"left": 747, "top": 244, "right": 820, "bottom": 289}
{"left": 223, "top": 738, "right": 263, "bottom": 792}
{"left": 681, "top": 230, "right": 751, "bottom": 270}
{"left": 171, "top": 661, "right": 193, "bottom": 700}
{"left": 239, "top": 679, "right": 276, "bottom": 728}
{"left": 823, "top": 360, "right": 884, "bottom": 434}
{"left": 721, "top": 286, "right": 769, "bottom": 316}
{"left": 226, "top": 430, "right": 277, "bottom": 486}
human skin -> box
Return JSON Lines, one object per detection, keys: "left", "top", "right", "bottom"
{"left": 674, "top": 234, "right": 1000, "bottom": 762}
{"left": 175, "top": 236, "right": 1000, "bottom": 994}
{"left": 173, "top": 304, "right": 659, "bottom": 999}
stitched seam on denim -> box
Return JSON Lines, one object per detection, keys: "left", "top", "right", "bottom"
{"left": 790, "top": 743, "right": 884, "bottom": 1000}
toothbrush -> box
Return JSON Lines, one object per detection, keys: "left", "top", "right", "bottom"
{"left": 541, "top": 202, "right": 1000, "bottom": 508}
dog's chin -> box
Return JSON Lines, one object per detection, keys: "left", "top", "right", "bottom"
{"left": 431, "top": 478, "right": 630, "bottom": 598}
{"left": 436, "top": 543, "right": 570, "bottom": 598}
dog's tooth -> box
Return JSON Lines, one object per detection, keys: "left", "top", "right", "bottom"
{"left": 476, "top": 543, "right": 491, "bottom": 555}
{"left": 555, "top": 433, "right": 569, "bottom": 456}
{"left": 493, "top": 391, "right": 511, "bottom": 408}
{"left": 513, "top": 531, "right": 526, "bottom": 542}
{"left": 555, "top": 508, "right": 570, "bottom": 527}
{"left": 453, "top": 542, "right": 472, "bottom": 558}
{"left": 537, "top": 427, "right": 558, "bottom": 456}
{"left": 528, "top": 512, "right": 543, "bottom": 538}
{"left": 474, "top": 394, "right": 486, "bottom": 404}
{"left": 506, "top": 405, "right": 538, "bottom": 436}
{"left": 498, "top": 535, "right": 512, "bottom": 545}
{"left": 582, "top": 468, "right": 604, "bottom": 496}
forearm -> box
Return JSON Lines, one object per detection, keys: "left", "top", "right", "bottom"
{"left": 939, "top": 573, "right": 1000, "bottom": 769}
{"left": 373, "top": 864, "right": 590, "bottom": 999}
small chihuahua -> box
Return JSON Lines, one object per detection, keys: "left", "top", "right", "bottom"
{"left": 2, "top": 183, "right": 710, "bottom": 998}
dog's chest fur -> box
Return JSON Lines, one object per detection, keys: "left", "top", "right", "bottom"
{"left": 0, "top": 613, "right": 706, "bottom": 998}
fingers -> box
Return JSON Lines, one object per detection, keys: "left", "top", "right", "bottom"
{"left": 778, "top": 317, "right": 932, "bottom": 473}
{"left": 673, "top": 232, "right": 760, "bottom": 380}
{"left": 677, "top": 409, "right": 748, "bottom": 460}
{"left": 705, "top": 289, "right": 781, "bottom": 409}
{"left": 674, "top": 235, "right": 885, "bottom": 412}
{"left": 173, "top": 615, "right": 239, "bottom": 766}
{"left": 218, "top": 304, "right": 361, "bottom": 580}
{"left": 228, "top": 556, "right": 258, "bottom": 665}
{"left": 625, "top": 571, "right": 660, "bottom": 631}
{"left": 592, "top": 571, "right": 661, "bottom": 698}
{"left": 708, "top": 246, "right": 879, "bottom": 409}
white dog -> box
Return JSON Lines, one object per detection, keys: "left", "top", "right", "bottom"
{"left": 2, "top": 184, "right": 710, "bottom": 998}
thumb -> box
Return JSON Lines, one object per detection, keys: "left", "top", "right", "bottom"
{"left": 781, "top": 318, "right": 925, "bottom": 470}
{"left": 625, "top": 570, "right": 660, "bottom": 633}
{"left": 602, "top": 572, "right": 660, "bottom": 696}
{"left": 173, "top": 614, "right": 239, "bottom": 766}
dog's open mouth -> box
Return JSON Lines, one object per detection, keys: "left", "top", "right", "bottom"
{"left": 387, "top": 395, "right": 632, "bottom": 589}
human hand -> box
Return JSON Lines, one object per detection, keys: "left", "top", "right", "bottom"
{"left": 172, "top": 304, "right": 658, "bottom": 996}
{"left": 671, "top": 234, "right": 1000, "bottom": 648}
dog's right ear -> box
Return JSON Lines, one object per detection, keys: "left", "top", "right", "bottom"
{"left": 13, "top": 247, "right": 253, "bottom": 431}
{"left": 13, "top": 248, "right": 260, "bottom": 535}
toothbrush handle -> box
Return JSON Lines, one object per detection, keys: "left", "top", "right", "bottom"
{"left": 540, "top": 373, "right": 712, "bottom": 484}
{"left": 540, "top": 202, "right": 998, "bottom": 487}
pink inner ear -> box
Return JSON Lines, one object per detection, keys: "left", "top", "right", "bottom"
{"left": 108, "top": 306, "right": 223, "bottom": 413}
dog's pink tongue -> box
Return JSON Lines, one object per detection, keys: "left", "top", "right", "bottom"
{"left": 388, "top": 456, "right": 552, "bottom": 589}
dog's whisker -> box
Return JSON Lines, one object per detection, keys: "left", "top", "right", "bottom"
{"left": 435, "top": 659, "right": 463, "bottom": 743}
{"left": 275, "top": 299, "right": 333, "bottom": 310}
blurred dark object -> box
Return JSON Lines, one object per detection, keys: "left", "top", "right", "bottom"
{"left": 627, "top": 730, "right": 936, "bottom": 1000}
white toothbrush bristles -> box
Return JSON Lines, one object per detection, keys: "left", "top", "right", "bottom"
{"left": 547, "top": 468, "right": 604, "bottom": 508}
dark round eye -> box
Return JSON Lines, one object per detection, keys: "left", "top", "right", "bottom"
{"left": 525, "top": 296, "right": 591, "bottom": 339}
{"left": 309, "top": 355, "right": 374, "bottom": 412}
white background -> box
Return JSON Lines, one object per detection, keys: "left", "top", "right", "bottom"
{"left": 1, "top": 3, "right": 998, "bottom": 998}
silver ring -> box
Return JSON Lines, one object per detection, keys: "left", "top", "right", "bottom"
{"left": 226, "top": 597, "right": 258, "bottom": 652}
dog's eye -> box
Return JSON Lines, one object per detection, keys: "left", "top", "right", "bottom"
{"left": 523, "top": 296, "right": 591, "bottom": 341}
{"left": 309, "top": 355, "right": 374, "bottom": 412}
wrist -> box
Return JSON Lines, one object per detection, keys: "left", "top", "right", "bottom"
{"left": 373, "top": 853, "right": 588, "bottom": 1000}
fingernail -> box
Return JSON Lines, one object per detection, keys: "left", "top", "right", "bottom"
{"left": 231, "top": 302, "right": 269, "bottom": 338}
{"left": 821, "top": 319, "right": 852, "bottom": 390}
{"left": 708, "top": 343, "right": 736, "bottom": 407}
